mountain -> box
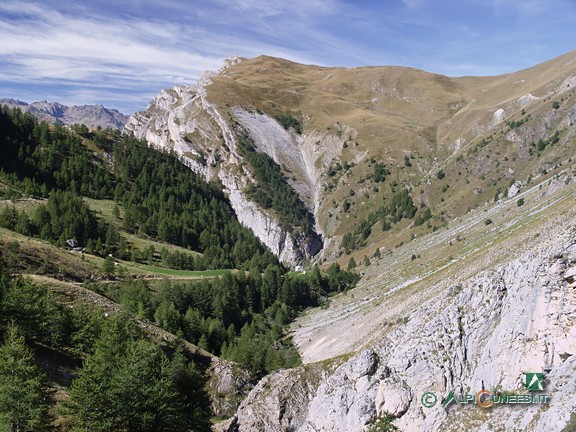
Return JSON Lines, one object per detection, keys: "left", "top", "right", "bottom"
{"left": 126, "top": 51, "right": 576, "bottom": 266}
{"left": 0, "top": 98, "right": 129, "bottom": 129}
{"left": 126, "top": 52, "right": 576, "bottom": 431}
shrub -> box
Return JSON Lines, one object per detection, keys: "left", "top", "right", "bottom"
{"left": 274, "top": 114, "right": 302, "bottom": 134}
{"left": 366, "top": 412, "right": 399, "bottom": 432}
{"left": 347, "top": 257, "right": 357, "bottom": 270}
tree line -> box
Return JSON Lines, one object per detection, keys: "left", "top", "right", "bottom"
{"left": 235, "top": 125, "right": 316, "bottom": 237}
{"left": 107, "top": 262, "right": 357, "bottom": 376}
{"left": 110, "top": 133, "right": 277, "bottom": 270}
{"left": 0, "top": 106, "right": 276, "bottom": 271}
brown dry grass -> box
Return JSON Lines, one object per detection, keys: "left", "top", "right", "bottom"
{"left": 203, "top": 52, "right": 576, "bottom": 260}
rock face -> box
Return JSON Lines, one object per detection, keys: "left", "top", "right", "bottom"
{"left": 226, "top": 367, "right": 328, "bottom": 432}
{"left": 125, "top": 60, "right": 323, "bottom": 266}
{"left": 0, "top": 98, "right": 128, "bottom": 129}
{"left": 507, "top": 180, "right": 522, "bottom": 198}
{"left": 225, "top": 226, "right": 576, "bottom": 431}
{"left": 206, "top": 357, "right": 253, "bottom": 420}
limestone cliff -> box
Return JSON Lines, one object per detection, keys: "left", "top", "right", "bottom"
{"left": 125, "top": 60, "right": 323, "bottom": 266}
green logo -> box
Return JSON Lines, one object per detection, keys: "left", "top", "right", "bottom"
{"left": 421, "top": 392, "right": 437, "bottom": 408}
{"left": 442, "top": 391, "right": 456, "bottom": 407}
{"left": 525, "top": 373, "right": 545, "bottom": 391}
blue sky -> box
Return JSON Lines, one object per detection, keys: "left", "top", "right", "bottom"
{"left": 1, "top": 0, "right": 575, "bottom": 114}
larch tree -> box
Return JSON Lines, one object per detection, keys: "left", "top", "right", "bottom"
{"left": 0, "top": 323, "right": 52, "bottom": 432}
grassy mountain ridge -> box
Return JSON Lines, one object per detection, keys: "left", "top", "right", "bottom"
{"left": 194, "top": 51, "right": 576, "bottom": 264}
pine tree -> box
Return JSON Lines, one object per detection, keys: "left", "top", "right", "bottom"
{"left": 110, "top": 339, "right": 187, "bottom": 431}
{"left": 69, "top": 305, "right": 104, "bottom": 354}
{"left": 0, "top": 324, "right": 52, "bottom": 431}
{"left": 66, "top": 354, "right": 116, "bottom": 430}
{"left": 347, "top": 257, "right": 357, "bottom": 270}
{"left": 154, "top": 301, "right": 181, "bottom": 334}
{"left": 66, "top": 313, "right": 140, "bottom": 430}
{"left": 67, "top": 313, "right": 204, "bottom": 431}
{"left": 101, "top": 256, "right": 115, "bottom": 277}
{"left": 167, "top": 348, "right": 212, "bottom": 431}
{"left": 1, "top": 276, "right": 66, "bottom": 345}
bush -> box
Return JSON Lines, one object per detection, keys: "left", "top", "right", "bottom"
{"left": 373, "top": 162, "right": 389, "bottom": 183}
{"left": 347, "top": 257, "right": 357, "bottom": 270}
{"left": 366, "top": 412, "right": 399, "bottom": 432}
{"left": 274, "top": 114, "right": 302, "bottom": 134}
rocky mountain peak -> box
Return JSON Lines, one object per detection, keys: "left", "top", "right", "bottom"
{"left": 0, "top": 98, "right": 129, "bottom": 129}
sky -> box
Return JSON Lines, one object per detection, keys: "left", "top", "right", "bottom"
{"left": 1, "top": 0, "right": 575, "bottom": 115}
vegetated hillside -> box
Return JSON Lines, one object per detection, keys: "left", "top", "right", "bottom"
{"left": 0, "top": 98, "right": 129, "bottom": 129}
{"left": 0, "top": 106, "right": 358, "bottom": 430}
{"left": 3, "top": 49, "right": 576, "bottom": 431}
{"left": 126, "top": 50, "right": 576, "bottom": 268}
{"left": 126, "top": 51, "right": 576, "bottom": 431}
{"left": 223, "top": 133, "right": 576, "bottom": 432}
{"left": 0, "top": 107, "right": 276, "bottom": 271}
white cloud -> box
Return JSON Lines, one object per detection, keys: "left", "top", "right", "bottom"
{"left": 402, "top": 0, "right": 426, "bottom": 9}
{"left": 1, "top": 0, "right": 574, "bottom": 113}
{"left": 0, "top": 0, "right": 340, "bottom": 94}
{"left": 0, "top": 5, "right": 221, "bottom": 81}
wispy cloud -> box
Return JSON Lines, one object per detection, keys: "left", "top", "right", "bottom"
{"left": 0, "top": 0, "right": 348, "bottom": 112}
{"left": 0, "top": 0, "right": 574, "bottom": 114}
{"left": 402, "top": 0, "right": 427, "bottom": 10}
{"left": 0, "top": 3, "right": 221, "bottom": 81}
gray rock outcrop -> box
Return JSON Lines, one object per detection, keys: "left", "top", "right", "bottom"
{"left": 224, "top": 213, "right": 576, "bottom": 431}
{"left": 507, "top": 180, "right": 522, "bottom": 198}
{"left": 0, "top": 98, "right": 128, "bottom": 129}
